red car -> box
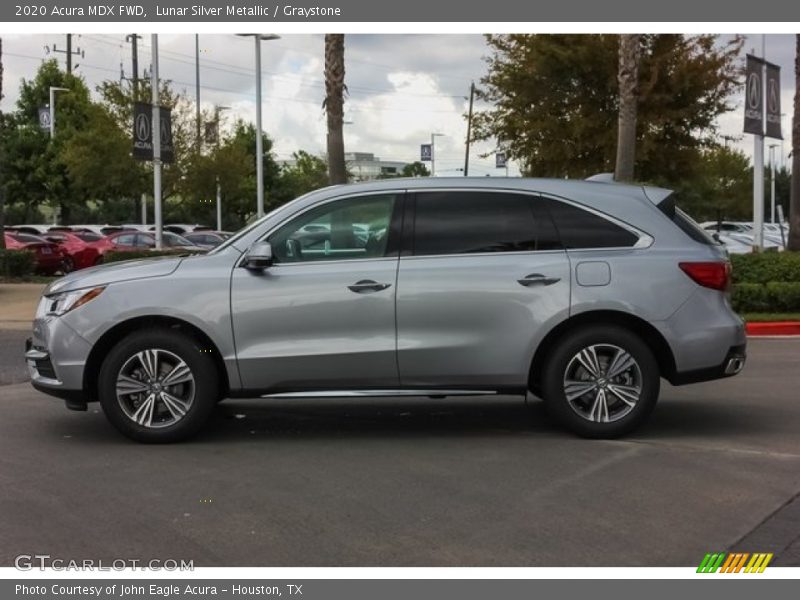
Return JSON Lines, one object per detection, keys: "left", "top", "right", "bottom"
{"left": 42, "top": 231, "right": 103, "bottom": 270}
{"left": 3, "top": 232, "right": 67, "bottom": 275}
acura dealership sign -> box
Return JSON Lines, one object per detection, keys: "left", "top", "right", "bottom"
{"left": 132, "top": 102, "right": 175, "bottom": 162}
{"left": 744, "top": 54, "right": 782, "bottom": 139}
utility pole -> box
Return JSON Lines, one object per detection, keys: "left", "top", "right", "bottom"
{"left": 464, "top": 81, "right": 475, "bottom": 177}
{"left": 53, "top": 34, "right": 82, "bottom": 74}
{"left": 214, "top": 105, "right": 230, "bottom": 232}
{"left": 195, "top": 34, "right": 201, "bottom": 150}
{"left": 125, "top": 34, "right": 141, "bottom": 98}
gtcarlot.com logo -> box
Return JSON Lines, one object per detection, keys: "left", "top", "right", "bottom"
{"left": 697, "top": 552, "right": 773, "bottom": 573}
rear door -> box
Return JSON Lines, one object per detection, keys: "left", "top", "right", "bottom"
{"left": 396, "top": 190, "right": 571, "bottom": 390}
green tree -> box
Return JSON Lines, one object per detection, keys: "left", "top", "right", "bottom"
{"left": 60, "top": 102, "right": 145, "bottom": 220}
{"left": 180, "top": 120, "right": 285, "bottom": 229}
{"left": 678, "top": 146, "right": 752, "bottom": 221}
{"left": 277, "top": 150, "right": 330, "bottom": 201}
{"left": 3, "top": 59, "right": 93, "bottom": 223}
{"left": 401, "top": 161, "right": 430, "bottom": 177}
{"left": 473, "top": 34, "right": 742, "bottom": 193}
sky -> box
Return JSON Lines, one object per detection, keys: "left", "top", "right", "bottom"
{"left": 0, "top": 33, "right": 796, "bottom": 177}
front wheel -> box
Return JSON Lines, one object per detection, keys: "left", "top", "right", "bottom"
{"left": 540, "top": 326, "right": 660, "bottom": 438}
{"left": 98, "top": 328, "right": 220, "bottom": 443}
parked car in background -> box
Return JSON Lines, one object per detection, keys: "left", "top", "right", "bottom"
{"left": 41, "top": 231, "right": 103, "bottom": 270}
{"left": 8, "top": 224, "right": 53, "bottom": 236}
{"left": 158, "top": 224, "right": 212, "bottom": 235}
{"left": 105, "top": 230, "right": 205, "bottom": 252}
{"left": 27, "top": 177, "right": 746, "bottom": 443}
{"left": 183, "top": 231, "right": 231, "bottom": 249}
{"left": 69, "top": 225, "right": 130, "bottom": 236}
{"left": 3, "top": 231, "right": 67, "bottom": 275}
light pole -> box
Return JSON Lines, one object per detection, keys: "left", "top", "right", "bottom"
{"left": 237, "top": 33, "right": 280, "bottom": 219}
{"left": 48, "top": 86, "right": 69, "bottom": 138}
{"left": 430, "top": 132, "right": 444, "bottom": 177}
{"left": 214, "top": 105, "right": 230, "bottom": 232}
{"left": 151, "top": 33, "right": 163, "bottom": 250}
{"left": 769, "top": 143, "right": 779, "bottom": 224}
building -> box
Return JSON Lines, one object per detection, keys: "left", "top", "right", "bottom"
{"left": 344, "top": 152, "right": 408, "bottom": 181}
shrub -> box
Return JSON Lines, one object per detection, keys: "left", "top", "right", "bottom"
{"left": 0, "top": 249, "right": 36, "bottom": 278}
{"left": 765, "top": 282, "right": 800, "bottom": 312}
{"left": 102, "top": 250, "right": 198, "bottom": 264}
{"left": 732, "top": 283, "right": 771, "bottom": 313}
{"left": 730, "top": 252, "right": 800, "bottom": 284}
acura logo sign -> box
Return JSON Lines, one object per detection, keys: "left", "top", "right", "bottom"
{"left": 135, "top": 112, "right": 150, "bottom": 142}
{"left": 768, "top": 79, "right": 779, "bottom": 114}
{"left": 747, "top": 72, "right": 761, "bottom": 110}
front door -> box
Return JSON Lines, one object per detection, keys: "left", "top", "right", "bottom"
{"left": 231, "top": 192, "right": 403, "bottom": 392}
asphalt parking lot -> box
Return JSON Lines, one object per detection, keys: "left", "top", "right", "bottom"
{"left": 0, "top": 335, "right": 799, "bottom": 567}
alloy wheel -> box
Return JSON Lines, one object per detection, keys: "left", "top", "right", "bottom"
{"left": 562, "top": 344, "right": 642, "bottom": 423}
{"left": 115, "top": 348, "right": 195, "bottom": 429}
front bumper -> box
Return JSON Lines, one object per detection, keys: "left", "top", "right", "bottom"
{"left": 26, "top": 313, "right": 94, "bottom": 409}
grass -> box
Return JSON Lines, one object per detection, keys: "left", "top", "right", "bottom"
{"left": 740, "top": 312, "right": 800, "bottom": 322}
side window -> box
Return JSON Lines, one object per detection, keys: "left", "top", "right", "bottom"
{"left": 269, "top": 194, "right": 397, "bottom": 263}
{"left": 136, "top": 234, "right": 155, "bottom": 248}
{"left": 413, "top": 191, "right": 543, "bottom": 256}
{"left": 541, "top": 197, "right": 639, "bottom": 249}
{"left": 115, "top": 234, "right": 136, "bottom": 246}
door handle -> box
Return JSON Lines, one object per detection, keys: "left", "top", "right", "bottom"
{"left": 348, "top": 280, "right": 392, "bottom": 293}
{"left": 517, "top": 273, "right": 561, "bottom": 287}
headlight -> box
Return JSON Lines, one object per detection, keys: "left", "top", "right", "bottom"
{"left": 44, "top": 287, "right": 105, "bottom": 317}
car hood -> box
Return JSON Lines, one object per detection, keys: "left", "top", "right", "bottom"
{"left": 44, "top": 255, "right": 184, "bottom": 295}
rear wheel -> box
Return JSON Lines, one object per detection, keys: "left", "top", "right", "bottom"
{"left": 98, "top": 328, "right": 219, "bottom": 443}
{"left": 540, "top": 326, "right": 659, "bottom": 438}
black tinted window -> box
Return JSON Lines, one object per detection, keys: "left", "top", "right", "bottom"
{"left": 542, "top": 198, "right": 638, "bottom": 249}
{"left": 414, "top": 192, "right": 548, "bottom": 256}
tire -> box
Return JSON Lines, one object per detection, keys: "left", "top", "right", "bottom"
{"left": 540, "top": 325, "right": 660, "bottom": 438}
{"left": 98, "top": 328, "right": 220, "bottom": 443}
{"left": 61, "top": 257, "right": 74, "bottom": 274}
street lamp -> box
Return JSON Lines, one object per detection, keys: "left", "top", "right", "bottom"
{"left": 48, "top": 86, "right": 69, "bottom": 138}
{"left": 214, "top": 105, "right": 231, "bottom": 232}
{"left": 237, "top": 33, "right": 281, "bottom": 219}
{"left": 430, "top": 132, "right": 444, "bottom": 177}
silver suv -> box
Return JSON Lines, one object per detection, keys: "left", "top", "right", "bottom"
{"left": 26, "top": 178, "right": 746, "bottom": 442}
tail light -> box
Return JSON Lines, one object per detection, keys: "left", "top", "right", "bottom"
{"left": 679, "top": 261, "right": 731, "bottom": 291}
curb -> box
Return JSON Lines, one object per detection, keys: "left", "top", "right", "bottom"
{"left": 746, "top": 322, "right": 800, "bottom": 336}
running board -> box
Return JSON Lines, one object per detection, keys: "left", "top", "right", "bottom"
{"left": 261, "top": 389, "right": 498, "bottom": 399}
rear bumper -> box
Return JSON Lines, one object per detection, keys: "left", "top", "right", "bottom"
{"left": 669, "top": 344, "right": 746, "bottom": 385}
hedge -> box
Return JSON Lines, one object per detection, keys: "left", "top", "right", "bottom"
{"left": 732, "top": 281, "right": 800, "bottom": 313}
{"left": 102, "top": 250, "right": 200, "bottom": 264}
{"left": 730, "top": 252, "right": 800, "bottom": 284}
{"left": 0, "top": 249, "right": 36, "bottom": 278}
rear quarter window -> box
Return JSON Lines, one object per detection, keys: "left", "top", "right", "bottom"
{"left": 541, "top": 198, "right": 639, "bottom": 249}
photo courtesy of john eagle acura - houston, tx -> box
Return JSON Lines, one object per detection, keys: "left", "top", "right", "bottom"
{"left": 25, "top": 177, "right": 746, "bottom": 443}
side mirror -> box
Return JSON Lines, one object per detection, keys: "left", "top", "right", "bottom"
{"left": 243, "top": 241, "right": 274, "bottom": 270}
{"left": 712, "top": 232, "right": 721, "bottom": 243}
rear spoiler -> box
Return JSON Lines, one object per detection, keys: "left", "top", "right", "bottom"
{"left": 584, "top": 173, "right": 674, "bottom": 211}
